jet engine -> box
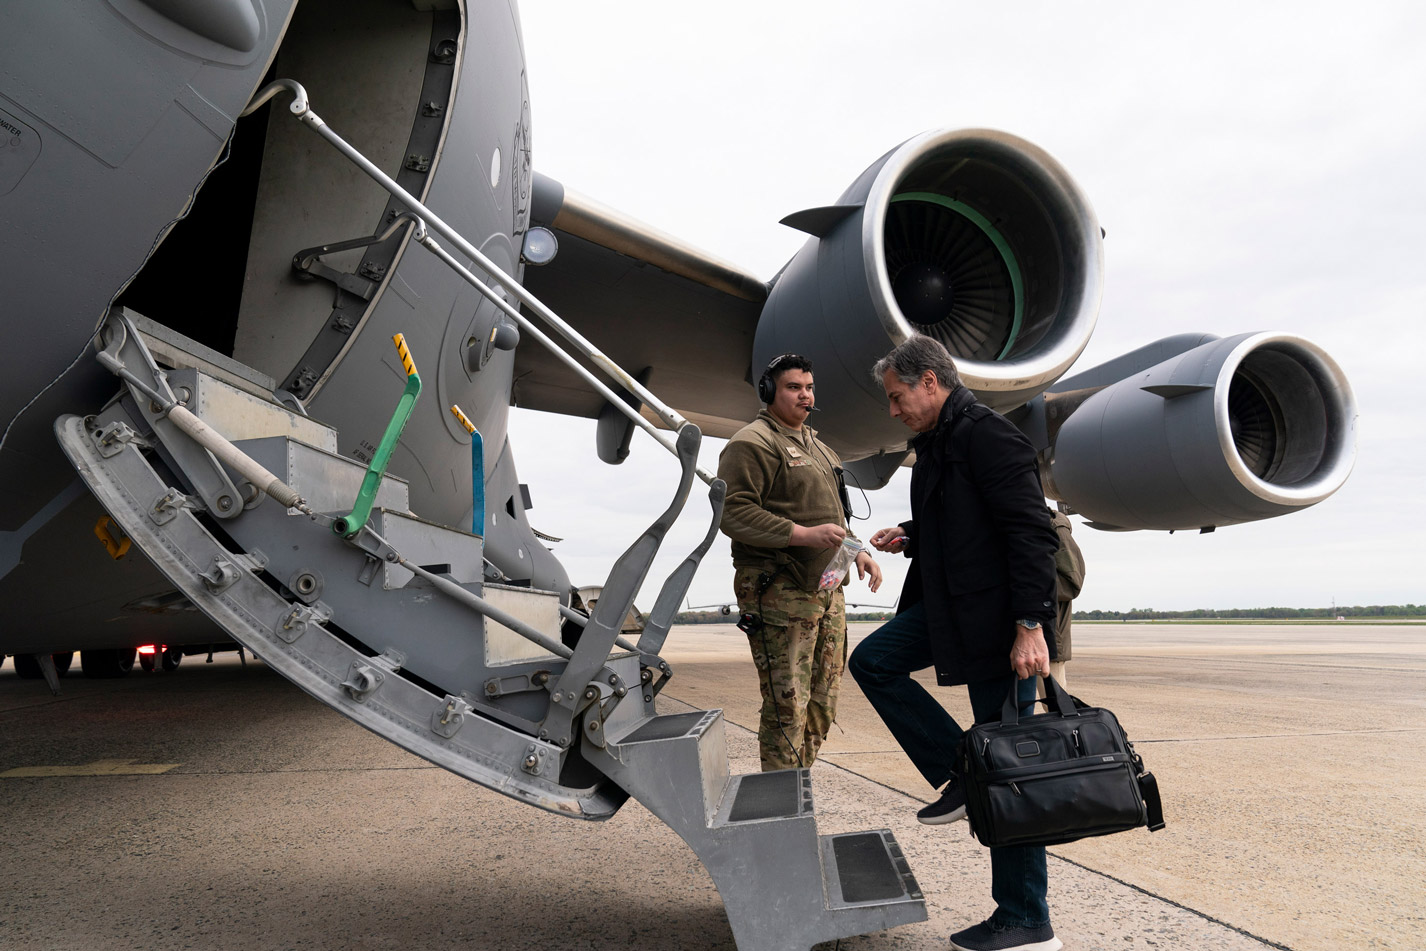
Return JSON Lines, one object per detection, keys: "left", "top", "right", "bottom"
{"left": 754, "top": 128, "right": 1103, "bottom": 461}
{"left": 1045, "top": 332, "right": 1357, "bottom": 531}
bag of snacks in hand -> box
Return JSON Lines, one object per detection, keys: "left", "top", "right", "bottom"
{"left": 818, "top": 536, "right": 863, "bottom": 591}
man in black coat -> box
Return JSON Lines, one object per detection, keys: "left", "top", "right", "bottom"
{"left": 849, "top": 334, "right": 1062, "bottom": 951}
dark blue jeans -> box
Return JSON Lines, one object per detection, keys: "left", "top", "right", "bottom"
{"left": 848, "top": 603, "right": 1049, "bottom": 928}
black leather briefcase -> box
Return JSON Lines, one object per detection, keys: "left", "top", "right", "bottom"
{"left": 962, "top": 674, "right": 1165, "bottom": 848}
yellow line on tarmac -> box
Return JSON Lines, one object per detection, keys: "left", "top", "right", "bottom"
{"left": 0, "top": 758, "right": 180, "bottom": 778}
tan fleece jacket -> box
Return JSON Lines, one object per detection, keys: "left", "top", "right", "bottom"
{"left": 717, "top": 411, "right": 854, "bottom": 591}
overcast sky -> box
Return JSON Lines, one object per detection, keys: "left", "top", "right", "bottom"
{"left": 504, "top": 0, "right": 1425, "bottom": 613}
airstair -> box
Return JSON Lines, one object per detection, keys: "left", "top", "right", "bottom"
{"left": 53, "top": 79, "right": 925, "bottom": 950}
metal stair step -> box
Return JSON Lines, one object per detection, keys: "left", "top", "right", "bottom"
{"left": 605, "top": 709, "right": 728, "bottom": 826}
{"left": 586, "top": 707, "right": 930, "bottom": 947}
{"left": 820, "top": 830, "right": 924, "bottom": 909}
{"left": 616, "top": 710, "right": 710, "bottom": 744}
{"left": 715, "top": 768, "right": 812, "bottom": 825}
{"left": 167, "top": 367, "right": 339, "bottom": 454}
{"left": 237, "top": 434, "right": 410, "bottom": 515}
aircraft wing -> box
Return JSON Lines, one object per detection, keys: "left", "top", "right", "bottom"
{"left": 516, "top": 173, "right": 767, "bottom": 456}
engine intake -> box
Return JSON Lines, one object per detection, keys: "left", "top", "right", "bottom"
{"left": 755, "top": 129, "right": 1103, "bottom": 460}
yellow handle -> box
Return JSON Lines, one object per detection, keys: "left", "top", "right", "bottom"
{"left": 93, "top": 515, "right": 132, "bottom": 560}
{"left": 392, "top": 333, "right": 417, "bottom": 377}
{"left": 449, "top": 404, "right": 476, "bottom": 434}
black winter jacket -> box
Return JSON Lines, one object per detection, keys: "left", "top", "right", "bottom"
{"left": 897, "top": 385, "right": 1059, "bottom": 685}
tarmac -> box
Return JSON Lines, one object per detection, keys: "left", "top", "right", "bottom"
{"left": 0, "top": 621, "right": 1422, "bottom": 951}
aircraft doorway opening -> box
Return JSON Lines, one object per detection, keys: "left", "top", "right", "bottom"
{"left": 112, "top": 92, "right": 270, "bottom": 358}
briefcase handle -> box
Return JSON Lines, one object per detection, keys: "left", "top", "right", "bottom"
{"left": 999, "top": 673, "right": 1079, "bottom": 725}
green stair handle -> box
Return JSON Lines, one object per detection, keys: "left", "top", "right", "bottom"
{"left": 332, "top": 333, "right": 422, "bottom": 538}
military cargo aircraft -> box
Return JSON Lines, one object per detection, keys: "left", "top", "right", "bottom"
{"left": 0, "top": 1, "right": 1356, "bottom": 948}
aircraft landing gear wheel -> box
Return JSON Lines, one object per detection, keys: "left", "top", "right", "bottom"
{"left": 140, "top": 648, "right": 184, "bottom": 673}
{"left": 81, "top": 648, "right": 137, "bottom": 678}
{"left": 13, "top": 652, "right": 74, "bottom": 679}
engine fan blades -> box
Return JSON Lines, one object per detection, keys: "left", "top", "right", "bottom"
{"left": 884, "top": 195, "right": 1022, "bottom": 361}
{"left": 1228, "top": 371, "right": 1283, "bottom": 480}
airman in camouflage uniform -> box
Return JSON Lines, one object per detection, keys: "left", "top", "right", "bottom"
{"left": 717, "top": 354, "right": 881, "bottom": 771}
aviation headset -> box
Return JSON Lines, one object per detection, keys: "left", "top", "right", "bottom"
{"left": 757, "top": 353, "right": 810, "bottom": 404}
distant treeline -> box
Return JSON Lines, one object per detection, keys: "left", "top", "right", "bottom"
{"left": 672, "top": 605, "right": 1424, "bottom": 624}
{"left": 1073, "top": 604, "right": 1426, "bottom": 620}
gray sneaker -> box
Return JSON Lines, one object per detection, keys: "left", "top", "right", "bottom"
{"left": 949, "top": 918, "right": 1061, "bottom": 951}
{"left": 916, "top": 778, "right": 966, "bottom": 824}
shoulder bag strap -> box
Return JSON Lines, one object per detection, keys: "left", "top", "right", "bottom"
{"left": 1139, "top": 770, "right": 1166, "bottom": 831}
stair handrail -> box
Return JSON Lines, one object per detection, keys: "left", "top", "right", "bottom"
{"left": 241, "top": 79, "right": 715, "bottom": 485}
{"left": 636, "top": 478, "right": 727, "bottom": 658}
{"left": 538, "top": 421, "right": 703, "bottom": 749}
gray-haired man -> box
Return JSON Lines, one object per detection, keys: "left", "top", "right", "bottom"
{"left": 849, "top": 334, "right": 1062, "bottom": 951}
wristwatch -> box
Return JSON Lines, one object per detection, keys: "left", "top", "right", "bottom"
{"left": 1016, "top": 619, "right": 1042, "bottom": 630}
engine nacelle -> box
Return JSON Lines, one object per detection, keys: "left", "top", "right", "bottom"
{"left": 1047, "top": 333, "right": 1357, "bottom": 531}
{"left": 754, "top": 129, "right": 1103, "bottom": 460}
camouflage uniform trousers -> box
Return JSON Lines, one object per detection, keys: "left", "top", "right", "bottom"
{"left": 733, "top": 567, "right": 847, "bottom": 771}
